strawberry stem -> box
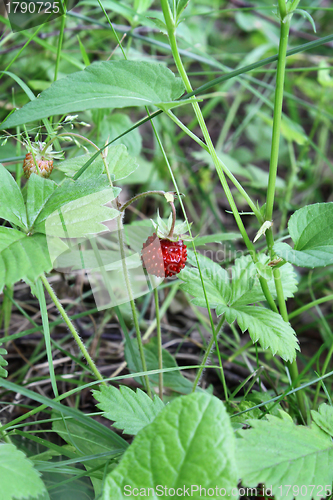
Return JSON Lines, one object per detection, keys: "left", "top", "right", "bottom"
{"left": 120, "top": 190, "right": 167, "bottom": 212}
{"left": 167, "top": 201, "right": 176, "bottom": 239}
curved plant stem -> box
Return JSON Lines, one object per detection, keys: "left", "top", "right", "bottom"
{"left": 167, "top": 201, "right": 176, "bottom": 238}
{"left": 154, "top": 288, "right": 163, "bottom": 400}
{"left": 120, "top": 191, "right": 166, "bottom": 212}
{"left": 289, "top": 294, "right": 333, "bottom": 320}
{"left": 40, "top": 274, "right": 106, "bottom": 386}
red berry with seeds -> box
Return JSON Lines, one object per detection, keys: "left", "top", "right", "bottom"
{"left": 141, "top": 233, "right": 187, "bottom": 278}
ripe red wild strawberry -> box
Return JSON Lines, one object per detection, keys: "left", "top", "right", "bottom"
{"left": 141, "top": 233, "right": 187, "bottom": 278}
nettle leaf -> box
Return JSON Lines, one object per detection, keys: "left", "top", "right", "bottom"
{"left": 0, "top": 164, "right": 27, "bottom": 229}
{"left": 311, "top": 403, "right": 333, "bottom": 437}
{"left": 0, "top": 342, "right": 8, "bottom": 378}
{"left": 274, "top": 202, "right": 333, "bottom": 268}
{"left": 104, "top": 393, "right": 238, "bottom": 499}
{"left": 219, "top": 305, "right": 299, "bottom": 362}
{"left": 0, "top": 229, "right": 65, "bottom": 293}
{"left": 236, "top": 414, "right": 333, "bottom": 500}
{"left": 1, "top": 61, "right": 184, "bottom": 129}
{"left": 93, "top": 385, "right": 164, "bottom": 435}
{"left": 0, "top": 442, "right": 47, "bottom": 500}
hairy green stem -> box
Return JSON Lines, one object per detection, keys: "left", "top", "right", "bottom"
{"left": 40, "top": 275, "right": 105, "bottom": 385}
{"left": 120, "top": 190, "right": 166, "bottom": 212}
{"left": 192, "top": 315, "right": 226, "bottom": 396}
{"left": 116, "top": 217, "right": 152, "bottom": 399}
{"left": 154, "top": 288, "right": 163, "bottom": 400}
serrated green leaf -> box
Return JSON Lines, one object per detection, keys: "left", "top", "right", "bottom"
{"left": 0, "top": 231, "right": 66, "bottom": 292}
{"left": 105, "top": 144, "right": 139, "bottom": 181}
{"left": 179, "top": 250, "right": 231, "bottom": 307}
{"left": 0, "top": 443, "right": 47, "bottom": 500}
{"left": 219, "top": 305, "right": 298, "bottom": 362}
{"left": 1, "top": 61, "right": 184, "bottom": 129}
{"left": 93, "top": 385, "right": 164, "bottom": 435}
{"left": 43, "top": 189, "right": 120, "bottom": 238}
{"left": 230, "top": 255, "right": 298, "bottom": 306}
{"left": 236, "top": 414, "right": 333, "bottom": 500}
{"left": 0, "top": 342, "right": 8, "bottom": 378}
{"left": 104, "top": 393, "right": 238, "bottom": 499}
{"left": 274, "top": 202, "right": 333, "bottom": 268}
{"left": 0, "top": 164, "right": 27, "bottom": 229}
{"left": 311, "top": 403, "right": 333, "bottom": 437}
{"left": 26, "top": 174, "right": 57, "bottom": 229}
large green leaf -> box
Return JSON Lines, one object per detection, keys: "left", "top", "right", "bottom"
{"left": 0, "top": 164, "right": 27, "bottom": 229}
{"left": 179, "top": 251, "right": 231, "bottom": 308}
{"left": 236, "top": 413, "right": 333, "bottom": 500}
{"left": 93, "top": 385, "right": 164, "bottom": 435}
{"left": 104, "top": 393, "right": 238, "bottom": 499}
{"left": 0, "top": 230, "right": 65, "bottom": 292}
{"left": 274, "top": 202, "right": 333, "bottom": 268}
{"left": 219, "top": 305, "right": 299, "bottom": 362}
{"left": 1, "top": 61, "right": 184, "bottom": 130}
{"left": 0, "top": 443, "right": 47, "bottom": 500}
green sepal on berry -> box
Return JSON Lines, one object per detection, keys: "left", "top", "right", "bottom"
{"left": 151, "top": 210, "right": 193, "bottom": 242}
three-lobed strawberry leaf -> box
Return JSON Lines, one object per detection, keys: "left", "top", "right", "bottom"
{"left": 179, "top": 250, "right": 299, "bottom": 361}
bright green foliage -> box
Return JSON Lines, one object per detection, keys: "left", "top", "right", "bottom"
{"left": 311, "top": 403, "right": 333, "bottom": 437}
{"left": 179, "top": 252, "right": 299, "bottom": 361}
{"left": 0, "top": 230, "right": 55, "bottom": 293}
{"left": 93, "top": 385, "right": 164, "bottom": 435}
{"left": 0, "top": 164, "right": 27, "bottom": 229}
{"left": 33, "top": 176, "right": 120, "bottom": 233}
{"left": 0, "top": 342, "right": 8, "bottom": 378}
{"left": 1, "top": 61, "right": 184, "bottom": 129}
{"left": 0, "top": 443, "right": 47, "bottom": 500}
{"left": 236, "top": 413, "right": 333, "bottom": 500}
{"left": 104, "top": 393, "right": 238, "bottom": 500}
{"left": 0, "top": 163, "right": 121, "bottom": 290}
{"left": 274, "top": 202, "right": 333, "bottom": 268}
